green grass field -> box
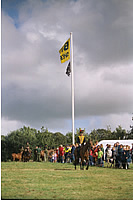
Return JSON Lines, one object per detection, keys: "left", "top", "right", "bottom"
{"left": 1, "top": 161, "right": 133, "bottom": 199}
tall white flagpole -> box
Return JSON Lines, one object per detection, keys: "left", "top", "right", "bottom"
{"left": 70, "top": 32, "right": 75, "bottom": 145}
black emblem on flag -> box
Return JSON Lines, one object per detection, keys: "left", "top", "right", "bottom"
{"left": 66, "top": 62, "right": 71, "bottom": 76}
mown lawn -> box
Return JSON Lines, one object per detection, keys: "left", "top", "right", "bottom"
{"left": 1, "top": 161, "right": 133, "bottom": 199}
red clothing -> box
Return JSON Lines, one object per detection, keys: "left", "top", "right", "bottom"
{"left": 59, "top": 146, "right": 64, "bottom": 156}
{"left": 93, "top": 147, "right": 98, "bottom": 159}
{"left": 89, "top": 149, "right": 93, "bottom": 156}
{"left": 56, "top": 149, "right": 59, "bottom": 158}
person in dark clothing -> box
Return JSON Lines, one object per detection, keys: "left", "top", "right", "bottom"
{"left": 122, "top": 146, "right": 128, "bottom": 169}
{"left": 105, "top": 144, "right": 109, "bottom": 163}
{"left": 131, "top": 143, "right": 133, "bottom": 163}
{"left": 59, "top": 145, "right": 64, "bottom": 163}
{"left": 34, "top": 146, "right": 38, "bottom": 161}
{"left": 111, "top": 147, "right": 117, "bottom": 168}
{"left": 115, "top": 142, "right": 120, "bottom": 168}
{"left": 77, "top": 130, "right": 86, "bottom": 145}
{"left": 122, "top": 146, "right": 131, "bottom": 169}
{"left": 118, "top": 145, "right": 123, "bottom": 168}
{"left": 77, "top": 129, "right": 86, "bottom": 160}
{"left": 100, "top": 144, "right": 104, "bottom": 161}
{"left": 64, "top": 145, "right": 71, "bottom": 163}
{"left": 71, "top": 144, "right": 75, "bottom": 162}
{"left": 37, "top": 146, "right": 41, "bottom": 162}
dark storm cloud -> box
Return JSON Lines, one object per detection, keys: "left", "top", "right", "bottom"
{"left": 1, "top": 0, "right": 133, "bottom": 134}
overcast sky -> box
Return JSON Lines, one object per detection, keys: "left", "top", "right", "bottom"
{"left": 1, "top": 0, "right": 133, "bottom": 135}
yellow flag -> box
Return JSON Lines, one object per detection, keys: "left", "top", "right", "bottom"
{"left": 59, "top": 38, "right": 70, "bottom": 63}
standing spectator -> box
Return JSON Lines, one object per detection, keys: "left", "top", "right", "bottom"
{"left": 106, "top": 145, "right": 112, "bottom": 167}
{"left": 92, "top": 144, "right": 98, "bottom": 166}
{"left": 115, "top": 142, "right": 120, "bottom": 168}
{"left": 37, "top": 146, "right": 41, "bottom": 162}
{"left": 89, "top": 147, "right": 94, "bottom": 166}
{"left": 98, "top": 148, "right": 104, "bottom": 167}
{"left": 59, "top": 145, "right": 64, "bottom": 163}
{"left": 111, "top": 147, "right": 116, "bottom": 168}
{"left": 105, "top": 144, "right": 109, "bottom": 162}
{"left": 122, "top": 146, "right": 128, "bottom": 169}
{"left": 34, "top": 146, "right": 38, "bottom": 161}
{"left": 118, "top": 144, "right": 123, "bottom": 168}
{"left": 94, "top": 144, "right": 98, "bottom": 166}
{"left": 127, "top": 146, "right": 132, "bottom": 169}
{"left": 123, "top": 145, "right": 131, "bottom": 169}
{"left": 44, "top": 144, "right": 48, "bottom": 162}
{"left": 130, "top": 143, "right": 133, "bottom": 163}
{"left": 100, "top": 144, "right": 104, "bottom": 161}
{"left": 64, "top": 145, "right": 69, "bottom": 163}
{"left": 71, "top": 144, "right": 75, "bottom": 162}
{"left": 56, "top": 148, "right": 59, "bottom": 162}
{"left": 51, "top": 151, "right": 54, "bottom": 163}
{"left": 54, "top": 150, "right": 57, "bottom": 163}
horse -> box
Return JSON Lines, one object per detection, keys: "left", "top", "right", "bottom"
{"left": 40, "top": 150, "right": 48, "bottom": 161}
{"left": 23, "top": 149, "right": 32, "bottom": 162}
{"left": 40, "top": 150, "right": 45, "bottom": 161}
{"left": 74, "top": 139, "right": 93, "bottom": 170}
{"left": 12, "top": 152, "right": 23, "bottom": 161}
{"left": 39, "top": 149, "right": 54, "bottom": 162}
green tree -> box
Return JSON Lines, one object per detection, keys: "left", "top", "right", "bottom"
{"left": 66, "top": 132, "right": 72, "bottom": 145}
{"left": 36, "top": 127, "right": 55, "bottom": 148}
{"left": 4, "top": 126, "right": 37, "bottom": 159}
{"left": 53, "top": 132, "right": 67, "bottom": 148}
{"left": 112, "top": 126, "right": 127, "bottom": 140}
{"left": 1, "top": 135, "right": 8, "bottom": 161}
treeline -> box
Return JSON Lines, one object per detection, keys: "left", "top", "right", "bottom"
{"left": 1, "top": 125, "right": 133, "bottom": 161}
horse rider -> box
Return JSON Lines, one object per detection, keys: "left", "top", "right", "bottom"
{"left": 22, "top": 142, "right": 31, "bottom": 159}
{"left": 77, "top": 129, "right": 86, "bottom": 145}
{"left": 77, "top": 129, "right": 86, "bottom": 160}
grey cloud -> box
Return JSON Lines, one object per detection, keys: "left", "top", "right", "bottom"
{"left": 102, "top": 65, "right": 133, "bottom": 85}
{"left": 17, "top": 0, "right": 133, "bottom": 66}
{"left": 2, "top": 0, "right": 133, "bottom": 134}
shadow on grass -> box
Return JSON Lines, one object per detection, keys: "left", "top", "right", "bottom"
{"left": 54, "top": 168, "right": 74, "bottom": 170}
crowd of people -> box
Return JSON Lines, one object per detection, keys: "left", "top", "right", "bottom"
{"left": 20, "top": 134, "right": 133, "bottom": 169}
{"left": 50, "top": 144, "right": 75, "bottom": 163}
{"left": 47, "top": 141, "right": 133, "bottom": 170}
{"left": 21, "top": 143, "right": 75, "bottom": 163}
{"left": 89, "top": 141, "right": 133, "bottom": 169}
